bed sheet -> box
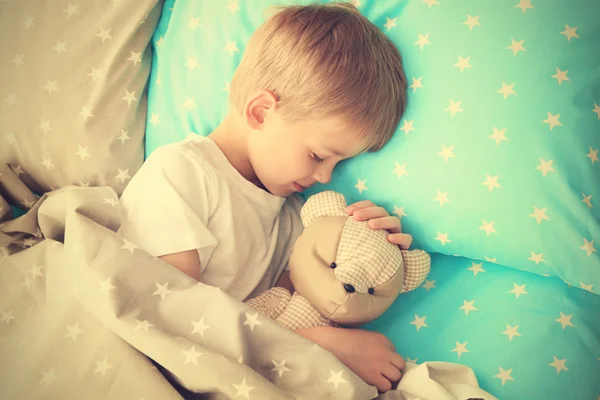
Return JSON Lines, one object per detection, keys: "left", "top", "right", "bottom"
{"left": 365, "top": 252, "right": 600, "bottom": 399}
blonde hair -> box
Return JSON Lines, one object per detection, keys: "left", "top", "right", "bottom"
{"left": 229, "top": 2, "right": 408, "bottom": 152}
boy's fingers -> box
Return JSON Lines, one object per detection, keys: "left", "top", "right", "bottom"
{"left": 345, "top": 200, "right": 375, "bottom": 214}
{"left": 352, "top": 206, "right": 389, "bottom": 221}
{"left": 388, "top": 233, "right": 413, "bottom": 249}
{"left": 368, "top": 216, "right": 401, "bottom": 233}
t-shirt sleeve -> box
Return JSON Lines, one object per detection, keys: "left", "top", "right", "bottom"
{"left": 117, "top": 143, "right": 218, "bottom": 272}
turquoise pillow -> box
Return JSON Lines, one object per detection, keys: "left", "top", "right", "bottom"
{"left": 364, "top": 252, "right": 600, "bottom": 400}
{"left": 145, "top": 0, "right": 600, "bottom": 291}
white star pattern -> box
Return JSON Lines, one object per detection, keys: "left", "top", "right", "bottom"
{"left": 400, "top": 119, "right": 415, "bottom": 135}
{"left": 438, "top": 145, "right": 456, "bottom": 162}
{"left": 121, "top": 239, "right": 137, "bottom": 254}
{"left": 355, "top": 178, "right": 367, "bottom": 193}
{"left": 128, "top": 51, "right": 142, "bottom": 66}
{"left": 552, "top": 67, "right": 570, "bottom": 85}
{"left": 392, "top": 163, "right": 407, "bottom": 179}
{"left": 191, "top": 317, "right": 210, "bottom": 337}
{"left": 434, "top": 190, "right": 450, "bottom": 207}
{"left": 115, "top": 168, "right": 131, "bottom": 184}
{"left": 502, "top": 324, "right": 521, "bottom": 341}
{"left": 560, "top": 25, "right": 579, "bottom": 41}
{"left": 494, "top": 367, "right": 514, "bottom": 385}
{"left": 99, "top": 277, "right": 116, "bottom": 295}
{"left": 53, "top": 40, "right": 67, "bottom": 55}
{"left": 118, "top": 129, "right": 131, "bottom": 144}
{"left": 543, "top": 112, "right": 562, "bottom": 130}
{"left": 489, "top": 127, "right": 508, "bottom": 145}
{"left": 1, "top": 310, "right": 16, "bottom": 325}
{"left": 527, "top": 251, "right": 546, "bottom": 265}
{"left": 243, "top": 312, "right": 262, "bottom": 331}
{"left": 435, "top": 231, "right": 452, "bottom": 245}
{"left": 182, "top": 346, "right": 203, "bottom": 365}
{"left": 326, "top": 370, "right": 347, "bottom": 390}
{"left": 555, "top": 312, "right": 574, "bottom": 329}
{"left": 581, "top": 193, "right": 592, "bottom": 209}
{"left": 580, "top": 238, "right": 597, "bottom": 257}
{"left": 460, "top": 300, "right": 477, "bottom": 316}
{"left": 515, "top": 0, "right": 534, "bottom": 13}
{"left": 224, "top": 41, "right": 239, "bottom": 55}
{"left": 271, "top": 360, "right": 291, "bottom": 377}
{"left": 122, "top": 89, "right": 138, "bottom": 106}
{"left": 463, "top": 15, "right": 481, "bottom": 31}
{"left": 226, "top": 0, "right": 240, "bottom": 14}
{"left": 479, "top": 220, "right": 497, "bottom": 236}
{"left": 75, "top": 146, "right": 91, "bottom": 160}
{"left": 482, "top": 175, "right": 501, "bottom": 192}
{"left": 135, "top": 319, "right": 154, "bottom": 333}
{"left": 497, "top": 82, "right": 516, "bottom": 99}
{"left": 94, "top": 357, "right": 113, "bottom": 377}
{"left": 506, "top": 39, "right": 526, "bottom": 55}
{"left": 65, "top": 322, "right": 83, "bottom": 341}
{"left": 454, "top": 56, "right": 472, "bottom": 73}
{"left": 587, "top": 146, "right": 599, "bottom": 164}
{"left": 535, "top": 158, "right": 555, "bottom": 177}
{"left": 445, "top": 100, "right": 463, "bottom": 117}
{"left": 529, "top": 206, "right": 550, "bottom": 224}
{"left": 153, "top": 282, "right": 173, "bottom": 301}
{"left": 410, "top": 314, "right": 428, "bottom": 331}
{"left": 422, "top": 279, "right": 436, "bottom": 292}
{"left": 468, "top": 262, "right": 485, "bottom": 276}
{"left": 415, "top": 33, "right": 431, "bottom": 50}
{"left": 509, "top": 283, "right": 528, "bottom": 299}
{"left": 79, "top": 106, "right": 93, "bottom": 122}
{"left": 549, "top": 357, "right": 569, "bottom": 374}
{"left": 40, "top": 368, "right": 57, "bottom": 385}
{"left": 409, "top": 76, "right": 423, "bottom": 92}
{"left": 232, "top": 377, "right": 255, "bottom": 399}
{"left": 97, "top": 27, "right": 112, "bottom": 43}
{"left": 383, "top": 17, "right": 397, "bottom": 31}
{"left": 451, "top": 341, "right": 469, "bottom": 358}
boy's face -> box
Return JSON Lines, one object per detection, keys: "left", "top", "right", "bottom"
{"left": 248, "top": 110, "right": 366, "bottom": 197}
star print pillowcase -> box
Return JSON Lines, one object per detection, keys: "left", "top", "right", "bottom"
{"left": 0, "top": 0, "right": 163, "bottom": 208}
{"left": 144, "top": 0, "right": 600, "bottom": 291}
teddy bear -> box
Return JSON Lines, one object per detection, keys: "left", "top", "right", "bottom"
{"left": 244, "top": 190, "right": 431, "bottom": 330}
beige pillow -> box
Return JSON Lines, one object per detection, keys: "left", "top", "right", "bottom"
{"left": 0, "top": 0, "right": 162, "bottom": 210}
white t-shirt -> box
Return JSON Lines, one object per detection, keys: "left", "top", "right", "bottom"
{"left": 117, "top": 135, "right": 304, "bottom": 301}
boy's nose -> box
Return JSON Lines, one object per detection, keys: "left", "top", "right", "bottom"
{"left": 313, "top": 166, "right": 333, "bottom": 185}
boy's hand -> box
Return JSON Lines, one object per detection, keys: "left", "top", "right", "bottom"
{"left": 296, "top": 326, "right": 404, "bottom": 393}
{"left": 346, "top": 200, "right": 413, "bottom": 249}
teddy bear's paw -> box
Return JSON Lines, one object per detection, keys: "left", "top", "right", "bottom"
{"left": 244, "top": 287, "right": 292, "bottom": 320}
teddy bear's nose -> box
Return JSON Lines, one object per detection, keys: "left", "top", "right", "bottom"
{"left": 343, "top": 283, "right": 356, "bottom": 293}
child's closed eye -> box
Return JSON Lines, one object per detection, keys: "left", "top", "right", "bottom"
{"left": 311, "top": 152, "right": 324, "bottom": 164}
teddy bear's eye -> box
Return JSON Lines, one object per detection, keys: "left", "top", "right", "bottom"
{"left": 368, "top": 288, "right": 375, "bottom": 295}
{"left": 343, "top": 283, "right": 355, "bottom": 293}
{"left": 330, "top": 262, "right": 337, "bottom": 269}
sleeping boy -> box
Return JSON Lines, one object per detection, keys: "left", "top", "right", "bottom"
{"left": 118, "top": 2, "right": 411, "bottom": 393}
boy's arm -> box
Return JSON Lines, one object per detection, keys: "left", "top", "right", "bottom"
{"left": 295, "top": 325, "right": 404, "bottom": 393}
{"left": 159, "top": 250, "right": 202, "bottom": 281}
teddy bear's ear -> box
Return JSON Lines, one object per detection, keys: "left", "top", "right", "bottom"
{"left": 301, "top": 191, "right": 348, "bottom": 227}
{"left": 400, "top": 249, "right": 431, "bottom": 293}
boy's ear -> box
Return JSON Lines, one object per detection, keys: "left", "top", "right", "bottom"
{"left": 244, "top": 89, "right": 278, "bottom": 130}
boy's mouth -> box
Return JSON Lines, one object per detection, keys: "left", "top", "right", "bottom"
{"left": 293, "top": 182, "right": 306, "bottom": 192}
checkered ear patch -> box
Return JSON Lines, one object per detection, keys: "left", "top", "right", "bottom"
{"left": 400, "top": 249, "right": 431, "bottom": 293}
{"left": 301, "top": 191, "right": 348, "bottom": 227}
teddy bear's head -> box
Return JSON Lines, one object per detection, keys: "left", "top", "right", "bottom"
{"left": 288, "top": 191, "right": 430, "bottom": 326}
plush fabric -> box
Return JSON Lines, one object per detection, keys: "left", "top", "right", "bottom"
{"left": 0, "top": 0, "right": 163, "bottom": 216}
